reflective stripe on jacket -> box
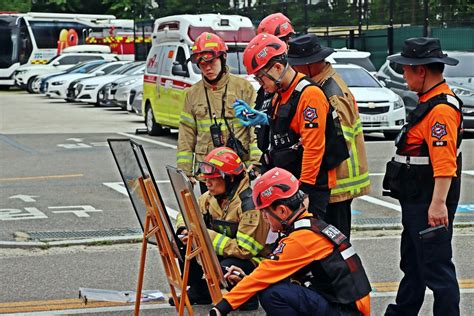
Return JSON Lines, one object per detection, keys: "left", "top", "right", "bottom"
{"left": 312, "top": 63, "right": 371, "bottom": 202}
{"left": 177, "top": 70, "right": 260, "bottom": 176}
{"left": 176, "top": 174, "right": 270, "bottom": 263}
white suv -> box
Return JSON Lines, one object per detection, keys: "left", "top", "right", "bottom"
{"left": 333, "top": 64, "right": 406, "bottom": 139}
{"left": 13, "top": 45, "right": 119, "bottom": 93}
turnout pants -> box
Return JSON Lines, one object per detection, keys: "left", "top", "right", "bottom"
{"left": 385, "top": 202, "right": 460, "bottom": 316}
{"left": 259, "top": 279, "right": 360, "bottom": 316}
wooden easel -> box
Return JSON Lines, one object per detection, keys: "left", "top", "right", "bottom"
{"left": 179, "top": 190, "right": 223, "bottom": 307}
{"left": 134, "top": 177, "right": 193, "bottom": 316}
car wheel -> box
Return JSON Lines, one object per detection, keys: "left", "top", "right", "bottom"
{"left": 26, "top": 77, "right": 37, "bottom": 94}
{"left": 145, "top": 105, "right": 165, "bottom": 136}
{"left": 32, "top": 77, "right": 41, "bottom": 93}
{"left": 383, "top": 131, "right": 399, "bottom": 140}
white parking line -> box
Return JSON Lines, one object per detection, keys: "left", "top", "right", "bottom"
{"left": 357, "top": 195, "right": 402, "bottom": 212}
{"left": 116, "top": 132, "right": 177, "bottom": 149}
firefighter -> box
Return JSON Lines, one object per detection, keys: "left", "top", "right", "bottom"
{"left": 177, "top": 32, "right": 260, "bottom": 193}
{"left": 209, "top": 167, "right": 371, "bottom": 316}
{"left": 234, "top": 33, "right": 349, "bottom": 218}
{"left": 287, "top": 34, "right": 371, "bottom": 240}
{"left": 171, "top": 147, "right": 269, "bottom": 310}
{"left": 248, "top": 12, "right": 295, "bottom": 171}
{"left": 382, "top": 37, "right": 462, "bottom": 316}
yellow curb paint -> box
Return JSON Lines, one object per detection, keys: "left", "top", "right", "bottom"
{"left": 0, "top": 174, "right": 84, "bottom": 182}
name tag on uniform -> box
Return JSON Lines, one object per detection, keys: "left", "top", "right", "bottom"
{"left": 433, "top": 140, "right": 447, "bottom": 147}
{"left": 304, "top": 122, "right": 318, "bottom": 129}
{"left": 321, "top": 225, "right": 346, "bottom": 245}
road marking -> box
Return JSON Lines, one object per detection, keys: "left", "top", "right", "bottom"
{"left": 0, "top": 174, "right": 83, "bottom": 182}
{"left": 116, "top": 132, "right": 177, "bottom": 149}
{"left": 357, "top": 195, "right": 401, "bottom": 212}
{"left": 0, "top": 298, "right": 169, "bottom": 314}
{"left": 464, "top": 170, "right": 474, "bottom": 176}
{"left": 9, "top": 194, "right": 38, "bottom": 202}
{"left": 103, "top": 182, "right": 179, "bottom": 219}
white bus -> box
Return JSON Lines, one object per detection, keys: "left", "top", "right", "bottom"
{"left": 0, "top": 12, "right": 134, "bottom": 87}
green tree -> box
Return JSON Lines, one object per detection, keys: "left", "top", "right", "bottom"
{"left": 0, "top": 0, "right": 31, "bottom": 12}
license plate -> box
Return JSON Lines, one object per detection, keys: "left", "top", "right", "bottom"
{"left": 360, "top": 114, "right": 387, "bottom": 122}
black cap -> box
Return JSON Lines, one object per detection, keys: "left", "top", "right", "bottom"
{"left": 387, "top": 37, "right": 458, "bottom": 66}
{"left": 287, "top": 34, "right": 334, "bottom": 66}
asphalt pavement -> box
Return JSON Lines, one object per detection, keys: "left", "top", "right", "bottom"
{"left": 1, "top": 90, "right": 473, "bottom": 315}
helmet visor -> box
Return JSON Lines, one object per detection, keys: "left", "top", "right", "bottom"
{"left": 199, "top": 161, "right": 224, "bottom": 179}
{"left": 190, "top": 51, "right": 219, "bottom": 64}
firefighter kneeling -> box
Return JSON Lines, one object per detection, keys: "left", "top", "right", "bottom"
{"left": 210, "top": 167, "right": 371, "bottom": 316}
{"left": 171, "top": 147, "right": 269, "bottom": 310}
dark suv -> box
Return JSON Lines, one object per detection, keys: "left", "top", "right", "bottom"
{"left": 376, "top": 51, "right": 474, "bottom": 129}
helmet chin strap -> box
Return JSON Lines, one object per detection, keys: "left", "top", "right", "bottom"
{"left": 273, "top": 62, "right": 290, "bottom": 90}
{"left": 266, "top": 204, "right": 306, "bottom": 233}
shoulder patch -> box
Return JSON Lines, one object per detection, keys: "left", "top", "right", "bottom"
{"left": 303, "top": 106, "right": 318, "bottom": 122}
{"left": 431, "top": 122, "right": 447, "bottom": 140}
{"left": 239, "top": 187, "right": 255, "bottom": 212}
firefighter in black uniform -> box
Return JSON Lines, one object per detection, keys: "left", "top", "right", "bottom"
{"left": 383, "top": 37, "right": 462, "bottom": 316}
{"left": 234, "top": 12, "right": 295, "bottom": 174}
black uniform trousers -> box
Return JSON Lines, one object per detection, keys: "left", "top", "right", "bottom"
{"left": 385, "top": 201, "right": 460, "bottom": 316}
{"left": 325, "top": 199, "right": 353, "bottom": 241}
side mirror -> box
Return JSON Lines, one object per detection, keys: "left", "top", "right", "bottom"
{"left": 95, "top": 70, "right": 105, "bottom": 76}
{"left": 52, "top": 61, "right": 60, "bottom": 66}
{"left": 172, "top": 63, "right": 188, "bottom": 77}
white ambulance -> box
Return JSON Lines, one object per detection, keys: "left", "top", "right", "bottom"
{"left": 142, "top": 14, "right": 256, "bottom": 136}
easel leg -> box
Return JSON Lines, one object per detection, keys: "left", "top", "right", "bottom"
{"left": 134, "top": 216, "right": 150, "bottom": 316}
{"left": 179, "top": 234, "right": 194, "bottom": 316}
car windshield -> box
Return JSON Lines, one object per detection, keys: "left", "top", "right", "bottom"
{"left": 69, "top": 61, "right": 106, "bottom": 74}
{"left": 336, "top": 67, "right": 381, "bottom": 88}
{"left": 444, "top": 54, "right": 474, "bottom": 78}
{"left": 45, "top": 55, "right": 61, "bottom": 65}
{"left": 192, "top": 47, "right": 247, "bottom": 75}
{"left": 124, "top": 64, "right": 145, "bottom": 75}
{"left": 109, "top": 63, "right": 136, "bottom": 75}
{"left": 333, "top": 57, "right": 376, "bottom": 72}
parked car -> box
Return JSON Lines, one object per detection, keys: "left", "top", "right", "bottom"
{"left": 129, "top": 85, "right": 143, "bottom": 115}
{"left": 376, "top": 51, "right": 474, "bottom": 129}
{"left": 328, "top": 48, "right": 377, "bottom": 73}
{"left": 45, "top": 61, "right": 129, "bottom": 100}
{"left": 13, "top": 45, "right": 119, "bottom": 93}
{"left": 333, "top": 63, "right": 406, "bottom": 139}
{"left": 99, "top": 73, "right": 143, "bottom": 108}
{"left": 73, "top": 62, "right": 144, "bottom": 105}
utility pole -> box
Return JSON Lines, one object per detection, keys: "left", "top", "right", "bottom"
{"left": 387, "top": 0, "right": 394, "bottom": 55}
{"left": 423, "top": 0, "right": 429, "bottom": 37}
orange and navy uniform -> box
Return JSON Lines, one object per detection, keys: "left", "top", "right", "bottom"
{"left": 273, "top": 72, "right": 337, "bottom": 188}
{"left": 215, "top": 210, "right": 370, "bottom": 316}
{"left": 404, "top": 82, "right": 461, "bottom": 177}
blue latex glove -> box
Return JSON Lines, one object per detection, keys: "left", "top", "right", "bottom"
{"left": 232, "top": 99, "right": 269, "bottom": 126}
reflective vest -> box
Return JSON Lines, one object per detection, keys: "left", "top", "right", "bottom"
{"left": 310, "top": 64, "right": 370, "bottom": 202}
{"left": 289, "top": 217, "right": 372, "bottom": 308}
{"left": 383, "top": 93, "right": 463, "bottom": 202}
{"left": 268, "top": 76, "right": 349, "bottom": 186}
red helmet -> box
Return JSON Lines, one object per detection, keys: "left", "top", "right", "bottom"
{"left": 199, "top": 147, "right": 245, "bottom": 179}
{"left": 243, "top": 33, "right": 287, "bottom": 75}
{"left": 190, "top": 32, "right": 228, "bottom": 64}
{"left": 253, "top": 168, "right": 299, "bottom": 209}
{"left": 257, "top": 13, "right": 295, "bottom": 40}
